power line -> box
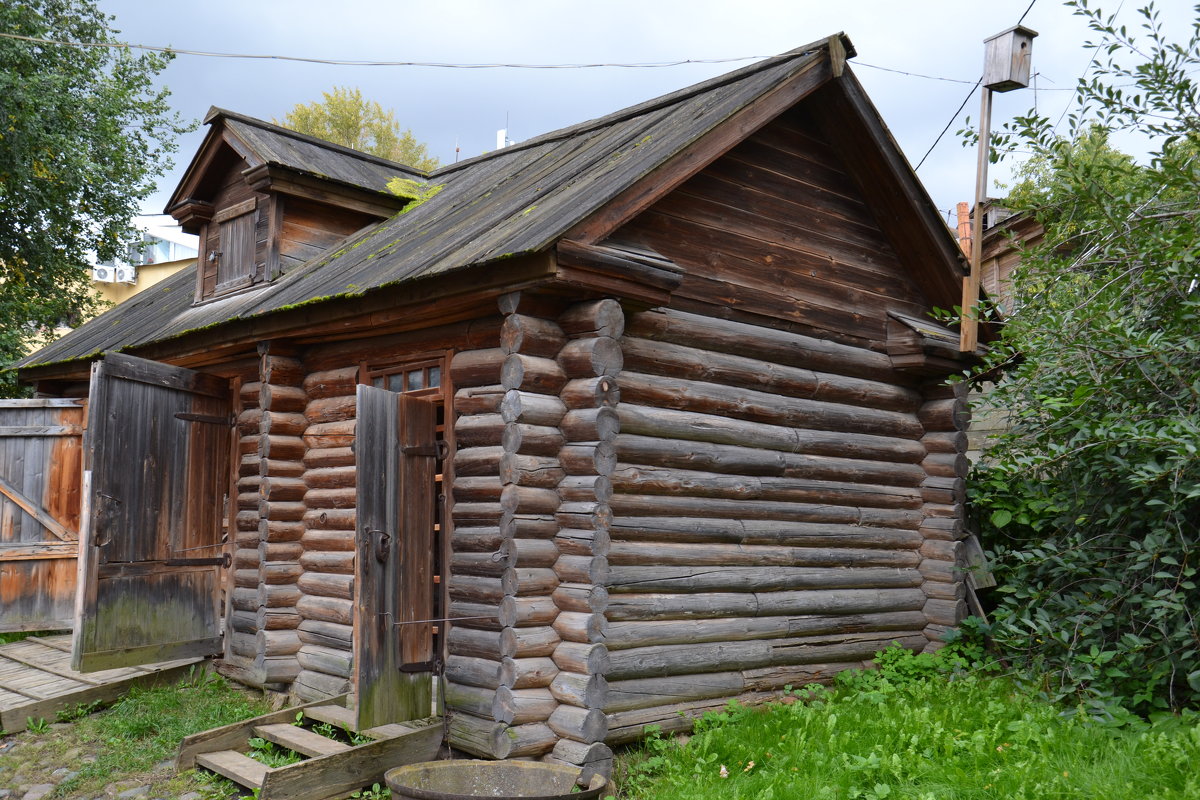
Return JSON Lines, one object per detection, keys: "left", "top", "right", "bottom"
{"left": 915, "top": 78, "right": 981, "bottom": 172}
{"left": 1018, "top": 0, "right": 1038, "bottom": 25}
{"left": 855, "top": 62, "right": 976, "bottom": 85}
{"left": 0, "top": 31, "right": 767, "bottom": 69}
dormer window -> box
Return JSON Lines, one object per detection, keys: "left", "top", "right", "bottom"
{"left": 211, "top": 198, "right": 261, "bottom": 294}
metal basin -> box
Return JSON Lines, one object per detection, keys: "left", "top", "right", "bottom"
{"left": 385, "top": 759, "right": 611, "bottom": 800}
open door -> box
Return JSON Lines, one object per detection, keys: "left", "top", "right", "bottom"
{"left": 0, "top": 399, "right": 84, "bottom": 632}
{"left": 355, "top": 385, "right": 439, "bottom": 729}
{"left": 72, "top": 353, "right": 233, "bottom": 672}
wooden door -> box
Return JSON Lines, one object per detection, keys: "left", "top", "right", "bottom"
{"left": 72, "top": 353, "right": 233, "bottom": 672}
{"left": 0, "top": 399, "right": 84, "bottom": 632}
{"left": 355, "top": 386, "right": 439, "bottom": 729}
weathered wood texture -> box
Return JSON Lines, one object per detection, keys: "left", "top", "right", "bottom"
{"left": 586, "top": 300, "right": 933, "bottom": 745}
{"left": 0, "top": 400, "right": 84, "bottom": 632}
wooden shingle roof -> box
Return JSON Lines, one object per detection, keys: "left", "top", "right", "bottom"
{"left": 19, "top": 35, "right": 964, "bottom": 377}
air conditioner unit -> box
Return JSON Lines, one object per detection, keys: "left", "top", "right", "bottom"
{"left": 91, "top": 265, "right": 115, "bottom": 283}
{"left": 114, "top": 266, "right": 137, "bottom": 284}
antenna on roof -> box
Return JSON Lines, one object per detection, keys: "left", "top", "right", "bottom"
{"left": 454, "top": 135, "right": 460, "bottom": 163}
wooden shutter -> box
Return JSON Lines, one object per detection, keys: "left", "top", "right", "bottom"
{"left": 0, "top": 399, "right": 84, "bottom": 632}
{"left": 355, "top": 386, "right": 438, "bottom": 729}
{"left": 72, "top": 353, "right": 233, "bottom": 672}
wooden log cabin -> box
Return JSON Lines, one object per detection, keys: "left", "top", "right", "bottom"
{"left": 9, "top": 35, "right": 976, "bottom": 775}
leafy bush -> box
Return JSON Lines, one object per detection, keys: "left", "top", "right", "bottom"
{"left": 970, "top": 1, "right": 1200, "bottom": 714}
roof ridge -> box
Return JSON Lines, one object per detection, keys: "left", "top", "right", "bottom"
{"left": 204, "top": 106, "right": 429, "bottom": 178}
{"left": 431, "top": 35, "right": 848, "bottom": 178}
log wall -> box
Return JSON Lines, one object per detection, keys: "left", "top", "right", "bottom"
{"left": 594, "top": 307, "right": 932, "bottom": 744}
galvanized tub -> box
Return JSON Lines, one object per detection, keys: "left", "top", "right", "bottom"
{"left": 385, "top": 759, "right": 612, "bottom": 800}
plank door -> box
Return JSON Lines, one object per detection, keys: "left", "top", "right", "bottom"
{"left": 0, "top": 399, "right": 85, "bottom": 632}
{"left": 355, "top": 385, "right": 439, "bottom": 729}
{"left": 72, "top": 353, "right": 233, "bottom": 672}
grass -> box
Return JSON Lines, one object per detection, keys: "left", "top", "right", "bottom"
{"left": 0, "top": 667, "right": 272, "bottom": 798}
{"left": 616, "top": 651, "right": 1200, "bottom": 800}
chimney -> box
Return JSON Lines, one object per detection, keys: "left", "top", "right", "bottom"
{"left": 956, "top": 201, "right": 972, "bottom": 257}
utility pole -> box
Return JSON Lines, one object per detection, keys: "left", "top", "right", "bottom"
{"left": 960, "top": 25, "right": 1038, "bottom": 353}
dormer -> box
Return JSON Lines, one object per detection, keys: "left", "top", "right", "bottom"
{"left": 167, "top": 108, "right": 422, "bottom": 303}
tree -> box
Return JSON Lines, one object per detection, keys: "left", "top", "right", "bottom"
{"left": 971, "top": 2, "right": 1200, "bottom": 714}
{"left": 275, "top": 87, "right": 440, "bottom": 171}
{"left": 0, "top": 0, "right": 189, "bottom": 395}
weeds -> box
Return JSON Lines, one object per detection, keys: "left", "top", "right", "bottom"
{"left": 246, "top": 736, "right": 303, "bottom": 768}
{"left": 25, "top": 717, "right": 48, "bottom": 734}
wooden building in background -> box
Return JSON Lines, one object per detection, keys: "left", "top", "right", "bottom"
{"left": 8, "top": 35, "right": 975, "bottom": 775}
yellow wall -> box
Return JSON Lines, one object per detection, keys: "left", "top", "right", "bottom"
{"left": 92, "top": 257, "right": 193, "bottom": 311}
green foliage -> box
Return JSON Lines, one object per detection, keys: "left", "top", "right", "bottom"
{"left": 276, "top": 86, "right": 439, "bottom": 171}
{"left": 969, "top": 1, "right": 1200, "bottom": 714}
{"left": 247, "top": 736, "right": 303, "bottom": 767}
{"left": 619, "top": 655, "right": 1200, "bottom": 799}
{"left": 55, "top": 698, "right": 101, "bottom": 722}
{"left": 349, "top": 782, "right": 390, "bottom": 799}
{"left": 25, "top": 716, "right": 49, "bottom": 734}
{"left": 386, "top": 176, "right": 444, "bottom": 210}
{"left": 0, "top": 0, "right": 190, "bottom": 395}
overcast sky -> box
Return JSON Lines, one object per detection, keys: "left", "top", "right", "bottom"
{"left": 95, "top": 0, "right": 1194, "bottom": 226}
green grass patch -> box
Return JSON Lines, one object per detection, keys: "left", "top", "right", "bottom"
{"left": 0, "top": 630, "right": 62, "bottom": 645}
{"left": 618, "top": 650, "right": 1200, "bottom": 799}
{"left": 32, "top": 668, "right": 271, "bottom": 797}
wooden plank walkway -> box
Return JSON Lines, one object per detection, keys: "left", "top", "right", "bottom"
{"left": 0, "top": 634, "right": 204, "bottom": 732}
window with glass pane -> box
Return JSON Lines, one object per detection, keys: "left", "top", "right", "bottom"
{"left": 367, "top": 358, "right": 443, "bottom": 396}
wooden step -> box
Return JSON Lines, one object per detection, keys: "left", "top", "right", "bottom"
{"left": 196, "top": 749, "right": 270, "bottom": 789}
{"left": 362, "top": 721, "right": 428, "bottom": 740}
{"left": 254, "top": 723, "right": 351, "bottom": 757}
{"left": 303, "top": 703, "right": 357, "bottom": 730}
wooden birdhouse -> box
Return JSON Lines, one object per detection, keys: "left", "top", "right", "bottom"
{"left": 983, "top": 25, "right": 1037, "bottom": 92}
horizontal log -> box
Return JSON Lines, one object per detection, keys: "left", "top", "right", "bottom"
{"left": 304, "top": 487, "right": 357, "bottom": 509}
{"left": 450, "top": 348, "right": 506, "bottom": 388}
{"left": 501, "top": 514, "right": 560, "bottom": 540}
{"left": 456, "top": 446, "right": 504, "bottom": 477}
{"left": 610, "top": 465, "right": 920, "bottom": 509}
{"left": 303, "top": 508, "right": 356, "bottom": 530}
{"left": 500, "top": 314, "right": 566, "bottom": 358}
{"left": 496, "top": 722, "right": 557, "bottom": 758}
{"left": 555, "top": 501, "right": 612, "bottom": 532}
{"left": 297, "top": 571, "right": 353, "bottom": 599}
{"left": 919, "top": 398, "right": 969, "bottom": 432}
{"left": 502, "top": 423, "right": 565, "bottom": 457}
{"left": 604, "top": 672, "right": 743, "bottom": 713}
{"left": 500, "top": 453, "right": 564, "bottom": 488}
{"left": 500, "top": 656, "right": 558, "bottom": 689}
{"left": 550, "top": 671, "right": 606, "bottom": 708}
{"left": 296, "top": 595, "right": 353, "bottom": 625}
{"left": 553, "top": 612, "right": 609, "bottom": 644}
{"left": 240, "top": 381, "right": 261, "bottom": 407}
{"left": 501, "top": 390, "right": 566, "bottom": 427}
{"left": 618, "top": 405, "right": 925, "bottom": 463}
{"left": 560, "top": 442, "right": 617, "bottom": 477}
{"left": 560, "top": 377, "right": 620, "bottom": 410}
{"left": 501, "top": 626, "right": 560, "bottom": 658}
{"left": 919, "top": 539, "right": 962, "bottom": 562}
{"left": 303, "top": 466, "right": 356, "bottom": 491}
{"left": 503, "top": 568, "right": 560, "bottom": 597}
{"left": 295, "top": 644, "right": 352, "bottom": 679}
{"left": 549, "top": 705, "right": 609, "bottom": 743}
{"left": 740, "top": 661, "right": 863, "bottom": 692}
{"left": 256, "top": 607, "right": 302, "bottom": 631}
{"left": 454, "top": 477, "right": 503, "bottom": 504}
{"left": 609, "top": 495, "right": 923, "bottom": 529}
{"left": 499, "top": 595, "right": 560, "bottom": 628}
{"left": 625, "top": 307, "right": 896, "bottom": 382}
{"left": 558, "top": 475, "right": 613, "bottom": 503}
{"left": 296, "top": 619, "right": 352, "bottom": 649}
{"left": 260, "top": 477, "right": 308, "bottom": 503}
{"left": 302, "top": 366, "right": 358, "bottom": 400}
{"left": 556, "top": 528, "right": 610, "bottom": 558}
{"left": 615, "top": 434, "right": 926, "bottom": 486}
{"left": 449, "top": 601, "right": 503, "bottom": 631}
{"left": 292, "top": 670, "right": 350, "bottom": 701}
{"left": 922, "top": 429, "right": 968, "bottom": 455}
{"left": 494, "top": 686, "right": 557, "bottom": 725}
{"left": 559, "top": 299, "right": 625, "bottom": 340}
{"left": 553, "top": 641, "right": 609, "bottom": 675}
{"left": 261, "top": 354, "right": 304, "bottom": 387}
{"left": 922, "top": 580, "right": 967, "bottom": 601}
{"left": 548, "top": 704, "right": 609, "bottom": 744}
{"left": 606, "top": 541, "right": 918, "bottom": 569}
{"left": 558, "top": 337, "right": 623, "bottom": 378}
{"left": 260, "top": 562, "right": 303, "bottom": 585}
{"left": 261, "top": 384, "right": 306, "bottom": 414}
{"left": 501, "top": 485, "right": 560, "bottom": 515}
{"left": 606, "top": 565, "right": 922, "bottom": 594}
{"left": 455, "top": 415, "right": 505, "bottom": 448}
{"left": 446, "top": 682, "right": 495, "bottom": 719}
{"left": 449, "top": 626, "right": 503, "bottom": 660}
{"left": 303, "top": 419, "right": 354, "bottom": 449}
{"left": 561, "top": 408, "right": 619, "bottom": 443}
{"left": 446, "top": 713, "right": 505, "bottom": 759}
{"left": 259, "top": 435, "right": 305, "bottom": 462}
{"left": 454, "top": 385, "right": 505, "bottom": 416}
{"left": 924, "top": 598, "right": 967, "bottom": 626}
{"left": 302, "top": 529, "right": 355, "bottom": 552}
{"left": 501, "top": 354, "right": 567, "bottom": 394}
{"left": 304, "top": 395, "right": 356, "bottom": 425}
{"left": 602, "top": 610, "right": 928, "bottom": 651}
{"left": 300, "top": 550, "right": 355, "bottom": 574}
{"left": 547, "top": 740, "right": 613, "bottom": 786}
{"left": 452, "top": 527, "right": 508, "bottom": 554}
{"left": 552, "top": 584, "right": 609, "bottom": 614}
{"left": 445, "top": 655, "right": 502, "bottom": 689}
{"left": 618, "top": 371, "right": 923, "bottom": 439}
{"left": 621, "top": 336, "right": 921, "bottom": 413}
{"left": 230, "top": 610, "right": 257, "bottom": 633}
{"left": 555, "top": 555, "right": 608, "bottom": 585}
{"left": 449, "top": 575, "right": 506, "bottom": 605}
{"left": 261, "top": 520, "right": 305, "bottom": 543}
{"left": 255, "top": 633, "right": 302, "bottom": 657}
{"left": 919, "top": 558, "right": 964, "bottom": 582}
{"left": 261, "top": 542, "right": 304, "bottom": 562}
{"left": 605, "top": 587, "right": 928, "bottom": 621}
{"left": 231, "top": 587, "right": 258, "bottom": 612}
{"left": 259, "top": 583, "right": 301, "bottom": 608}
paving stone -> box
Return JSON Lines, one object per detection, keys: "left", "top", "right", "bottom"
{"left": 178, "top": 793, "right": 202, "bottom": 800}
{"left": 0, "top": 789, "right": 11, "bottom": 799}
{"left": 20, "top": 785, "right": 55, "bottom": 800}
{"left": 115, "top": 786, "right": 149, "bottom": 800}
